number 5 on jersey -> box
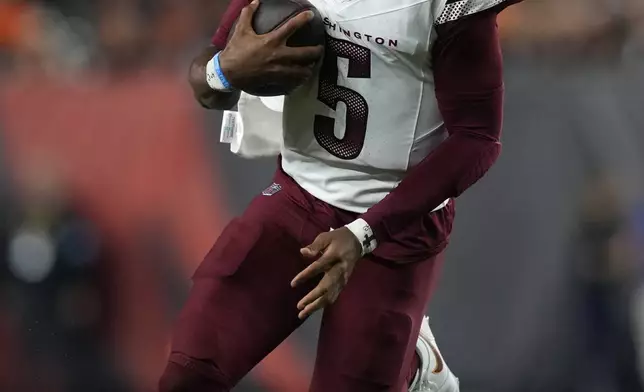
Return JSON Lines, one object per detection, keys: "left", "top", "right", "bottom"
{"left": 314, "top": 36, "right": 371, "bottom": 160}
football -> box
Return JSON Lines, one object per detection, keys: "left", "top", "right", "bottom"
{"left": 245, "top": 0, "right": 326, "bottom": 96}
{"left": 252, "top": 0, "right": 325, "bottom": 47}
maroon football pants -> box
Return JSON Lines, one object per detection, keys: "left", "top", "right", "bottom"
{"left": 159, "top": 169, "right": 444, "bottom": 392}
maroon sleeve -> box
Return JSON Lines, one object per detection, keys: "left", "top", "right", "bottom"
{"left": 211, "top": 0, "right": 250, "bottom": 50}
{"left": 361, "top": 10, "right": 504, "bottom": 243}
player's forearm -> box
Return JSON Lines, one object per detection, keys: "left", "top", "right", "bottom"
{"left": 196, "top": 0, "right": 250, "bottom": 111}
{"left": 360, "top": 128, "right": 502, "bottom": 243}
{"left": 352, "top": 9, "right": 506, "bottom": 246}
{"left": 189, "top": 46, "right": 241, "bottom": 110}
{"left": 191, "top": 0, "right": 249, "bottom": 109}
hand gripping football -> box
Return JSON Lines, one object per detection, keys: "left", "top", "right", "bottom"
{"left": 244, "top": 0, "right": 326, "bottom": 96}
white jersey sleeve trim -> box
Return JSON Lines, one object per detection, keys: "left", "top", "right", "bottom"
{"left": 432, "top": 0, "right": 450, "bottom": 25}
{"left": 435, "top": 0, "right": 505, "bottom": 24}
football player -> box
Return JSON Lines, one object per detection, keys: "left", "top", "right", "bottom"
{"left": 160, "top": 0, "right": 522, "bottom": 391}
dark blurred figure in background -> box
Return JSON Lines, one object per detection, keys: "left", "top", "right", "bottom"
{"left": 0, "top": 163, "right": 131, "bottom": 392}
{"left": 569, "top": 175, "right": 643, "bottom": 392}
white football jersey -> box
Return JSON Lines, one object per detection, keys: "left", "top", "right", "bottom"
{"left": 233, "top": 0, "right": 509, "bottom": 213}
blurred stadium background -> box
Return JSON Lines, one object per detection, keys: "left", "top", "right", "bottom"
{"left": 0, "top": 0, "right": 643, "bottom": 391}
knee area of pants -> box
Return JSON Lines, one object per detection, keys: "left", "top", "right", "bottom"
{"left": 159, "top": 361, "right": 230, "bottom": 392}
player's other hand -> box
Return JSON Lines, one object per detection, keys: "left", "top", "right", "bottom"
{"left": 291, "top": 228, "right": 362, "bottom": 319}
{"left": 219, "top": 0, "right": 324, "bottom": 93}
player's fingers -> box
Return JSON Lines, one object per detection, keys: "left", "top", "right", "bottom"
{"left": 300, "top": 233, "right": 331, "bottom": 258}
{"left": 298, "top": 296, "right": 327, "bottom": 319}
{"left": 269, "top": 10, "right": 315, "bottom": 42}
{"left": 292, "top": 249, "right": 338, "bottom": 286}
{"left": 237, "top": 0, "right": 260, "bottom": 33}
{"left": 296, "top": 283, "right": 327, "bottom": 310}
{"left": 291, "top": 260, "right": 325, "bottom": 287}
{"left": 277, "top": 45, "right": 324, "bottom": 64}
{"left": 311, "top": 250, "right": 338, "bottom": 270}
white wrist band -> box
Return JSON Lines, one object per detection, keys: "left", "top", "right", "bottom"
{"left": 345, "top": 218, "right": 378, "bottom": 256}
{"left": 206, "top": 52, "right": 233, "bottom": 92}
